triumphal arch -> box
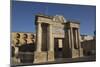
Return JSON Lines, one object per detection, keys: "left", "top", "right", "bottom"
{"left": 34, "top": 14, "right": 83, "bottom": 63}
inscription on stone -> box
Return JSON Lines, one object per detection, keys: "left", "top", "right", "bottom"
{"left": 52, "top": 25, "right": 65, "bottom": 37}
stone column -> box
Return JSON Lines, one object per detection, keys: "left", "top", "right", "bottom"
{"left": 68, "top": 29, "right": 71, "bottom": 48}
{"left": 75, "top": 29, "right": 78, "bottom": 49}
{"left": 70, "top": 28, "right": 74, "bottom": 49}
{"left": 36, "top": 23, "right": 42, "bottom": 52}
{"left": 77, "top": 29, "right": 81, "bottom": 49}
{"left": 77, "top": 29, "right": 83, "bottom": 57}
{"left": 48, "top": 24, "right": 54, "bottom": 61}
{"left": 70, "top": 27, "right": 78, "bottom": 58}
{"left": 34, "top": 23, "right": 47, "bottom": 63}
{"left": 48, "top": 24, "right": 53, "bottom": 51}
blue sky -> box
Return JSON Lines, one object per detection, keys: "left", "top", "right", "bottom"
{"left": 11, "top": 1, "right": 96, "bottom": 35}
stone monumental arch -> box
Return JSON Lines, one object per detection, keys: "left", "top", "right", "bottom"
{"left": 34, "top": 14, "right": 83, "bottom": 63}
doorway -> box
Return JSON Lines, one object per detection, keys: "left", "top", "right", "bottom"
{"left": 54, "top": 38, "right": 64, "bottom": 59}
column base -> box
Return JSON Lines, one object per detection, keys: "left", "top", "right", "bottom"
{"left": 71, "top": 48, "right": 83, "bottom": 58}
{"left": 34, "top": 51, "right": 47, "bottom": 63}
{"left": 79, "top": 48, "right": 83, "bottom": 57}
{"left": 72, "top": 49, "right": 80, "bottom": 58}
{"left": 48, "top": 51, "right": 55, "bottom": 61}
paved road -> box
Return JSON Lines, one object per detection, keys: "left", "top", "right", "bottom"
{"left": 12, "top": 55, "right": 96, "bottom": 66}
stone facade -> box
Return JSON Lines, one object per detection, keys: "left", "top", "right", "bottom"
{"left": 11, "top": 32, "right": 36, "bottom": 46}
{"left": 34, "top": 14, "right": 83, "bottom": 63}
{"left": 81, "top": 35, "right": 96, "bottom": 56}
{"left": 11, "top": 14, "right": 96, "bottom": 64}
